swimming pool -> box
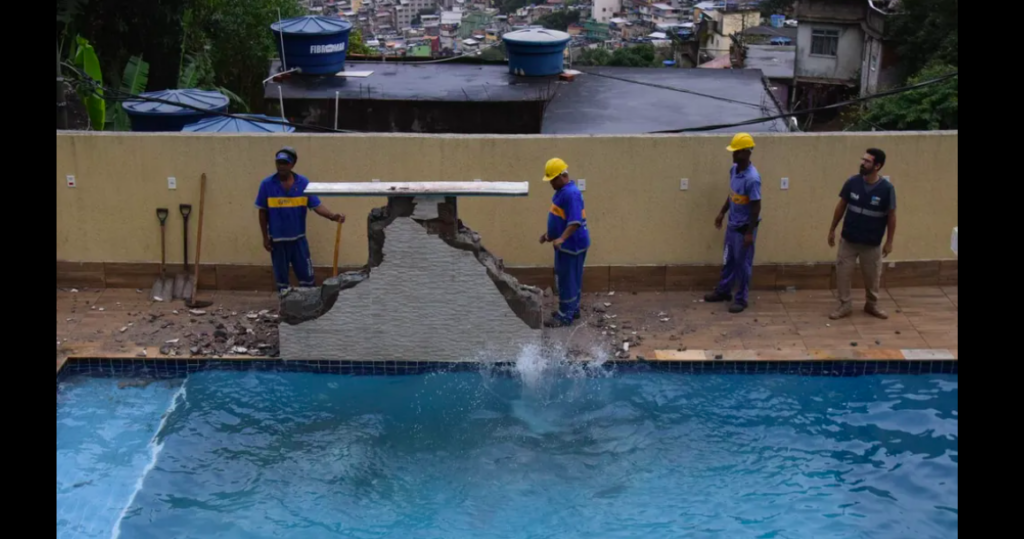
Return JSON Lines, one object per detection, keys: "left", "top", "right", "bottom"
{"left": 57, "top": 363, "right": 958, "bottom": 538}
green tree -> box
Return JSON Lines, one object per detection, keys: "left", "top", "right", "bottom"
{"left": 575, "top": 48, "right": 612, "bottom": 67}
{"left": 848, "top": 0, "right": 958, "bottom": 131}
{"left": 857, "top": 63, "right": 958, "bottom": 131}
{"left": 348, "top": 30, "right": 374, "bottom": 56}
{"left": 608, "top": 44, "right": 657, "bottom": 67}
{"left": 887, "top": 0, "right": 958, "bottom": 75}
{"left": 186, "top": 0, "right": 303, "bottom": 111}
{"left": 536, "top": 10, "right": 580, "bottom": 32}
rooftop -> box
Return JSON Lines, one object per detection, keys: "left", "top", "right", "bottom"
{"left": 744, "top": 45, "right": 796, "bottom": 80}
{"left": 542, "top": 67, "right": 785, "bottom": 134}
{"left": 743, "top": 25, "right": 798, "bottom": 40}
{"left": 266, "top": 62, "right": 786, "bottom": 134}
{"left": 266, "top": 60, "right": 556, "bottom": 102}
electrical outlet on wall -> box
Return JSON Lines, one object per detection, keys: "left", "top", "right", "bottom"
{"left": 168, "top": 177, "right": 177, "bottom": 190}
{"left": 781, "top": 177, "right": 790, "bottom": 190}
{"left": 577, "top": 179, "right": 586, "bottom": 191}
{"left": 680, "top": 178, "right": 690, "bottom": 191}
{"left": 66, "top": 175, "right": 76, "bottom": 188}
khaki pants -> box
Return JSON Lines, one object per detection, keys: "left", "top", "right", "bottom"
{"left": 836, "top": 239, "right": 883, "bottom": 307}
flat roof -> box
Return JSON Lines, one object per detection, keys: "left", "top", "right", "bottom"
{"left": 266, "top": 62, "right": 786, "bottom": 133}
{"left": 542, "top": 67, "right": 785, "bottom": 134}
{"left": 745, "top": 45, "right": 796, "bottom": 80}
{"left": 266, "top": 60, "right": 555, "bottom": 102}
{"left": 744, "top": 25, "right": 798, "bottom": 40}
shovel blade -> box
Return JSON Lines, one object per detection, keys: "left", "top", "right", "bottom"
{"left": 172, "top": 274, "right": 187, "bottom": 300}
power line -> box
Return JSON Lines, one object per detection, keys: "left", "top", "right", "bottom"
{"left": 648, "top": 71, "right": 959, "bottom": 134}
{"left": 575, "top": 68, "right": 764, "bottom": 109}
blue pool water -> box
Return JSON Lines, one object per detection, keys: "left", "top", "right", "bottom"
{"left": 57, "top": 368, "right": 958, "bottom": 539}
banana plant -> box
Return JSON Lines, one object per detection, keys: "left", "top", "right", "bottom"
{"left": 73, "top": 36, "right": 105, "bottom": 130}
{"left": 107, "top": 55, "right": 150, "bottom": 131}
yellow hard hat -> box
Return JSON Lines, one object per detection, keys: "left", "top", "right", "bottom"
{"left": 543, "top": 158, "right": 569, "bottom": 182}
{"left": 726, "top": 133, "right": 756, "bottom": 152}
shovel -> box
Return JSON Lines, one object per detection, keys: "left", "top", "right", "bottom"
{"left": 185, "top": 174, "right": 213, "bottom": 310}
{"left": 173, "top": 203, "right": 193, "bottom": 300}
{"left": 150, "top": 208, "right": 174, "bottom": 301}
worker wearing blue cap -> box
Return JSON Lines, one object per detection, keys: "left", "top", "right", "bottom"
{"left": 540, "top": 158, "right": 591, "bottom": 327}
{"left": 256, "top": 147, "right": 344, "bottom": 292}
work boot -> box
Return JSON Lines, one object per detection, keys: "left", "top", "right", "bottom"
{"left": 544, "top": 315, "right": 574, "bottom": 328}
{"left": 728, "top": 302, "right": 747, "bottom": 314}
{"left": 829, "top": 303, "right": 853, "bottom": 320}
{"left": 550, "top": 311, "right": 581, "bottom": 321}
{"left": 865, "top": 304, "right": 890, "bottom": 320}
{"left": 704, "top": 291, "right": 732, "bottom": 303}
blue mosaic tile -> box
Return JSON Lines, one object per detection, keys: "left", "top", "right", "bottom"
{"left": 56, "top": 357, "right": 959, "bottom": 389}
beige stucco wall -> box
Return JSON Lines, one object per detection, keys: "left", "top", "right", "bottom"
{"left": 56, "top": 131, "right": 958, "bottom": 268}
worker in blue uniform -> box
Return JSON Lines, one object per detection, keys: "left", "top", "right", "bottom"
{"left": 255, "top": 147, "right": 345, "bottom": 293}
{"left": 539, "top": 158, "right": 591, "bottom": 327}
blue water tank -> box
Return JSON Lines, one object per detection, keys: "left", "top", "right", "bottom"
{"left": 271, "top": 16, "right": 353, "bottom": 75}
{"left": 183, "top": 114, "right": 295, "bottom": 133}
{"left": 502, "top": 28, "right": 571, "bottom": 77}
{"left": 122, "top": 89, "right": 230, "bottom": 132}
{"left": 771, "top": 14, "right": 786, "bottom": 28}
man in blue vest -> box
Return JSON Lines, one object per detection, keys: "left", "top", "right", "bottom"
{"left": 828, "top": 148, "right": 897, "bottom": 320}
{"left": 705, "top": 133, "right": 762, "bottom": 314}
{"left": 539, "top": 158, "right": 591, "bottom": 327}
{"left": 256, "top": 147, "right": 345, "bottom": 293}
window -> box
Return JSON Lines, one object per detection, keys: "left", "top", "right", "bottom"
{"left": 811, "top": 29, "right": 840, "bottom": 57}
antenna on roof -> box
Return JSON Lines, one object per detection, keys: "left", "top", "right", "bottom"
{"left": 278, "top": 8, "right": 289, "bottom": 72}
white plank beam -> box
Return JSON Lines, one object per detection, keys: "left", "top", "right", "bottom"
{"left": 306, "top": 181, "right": 529, "bottom": 197}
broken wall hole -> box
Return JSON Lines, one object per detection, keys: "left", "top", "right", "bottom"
{"left": 279, "top": 183, "right": 541, "bottom": 362}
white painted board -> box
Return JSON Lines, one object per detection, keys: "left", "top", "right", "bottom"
{"left": 306, "top": 181, "right": 529, "bottom": 197}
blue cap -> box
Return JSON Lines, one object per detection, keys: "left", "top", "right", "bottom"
{"left": 275, "top": 151, "right": 294, "bottom": 163}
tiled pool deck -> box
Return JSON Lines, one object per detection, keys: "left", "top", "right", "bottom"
{"left": 56, "top": 286, "right": 958, "bottom": 374}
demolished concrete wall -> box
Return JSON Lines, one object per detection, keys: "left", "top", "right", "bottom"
{"left": 280, "top": 196, "right": 543, "bottom": 361}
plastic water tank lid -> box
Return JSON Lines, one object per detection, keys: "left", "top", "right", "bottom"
{"left": 183, "top": 114, "right": 295, "bottom": 133}
{"left": 122, "top": 89, "right": 229, "bottom": 115}
{"left": 271, "top": 15, "right": 353, "bottom": 35}
{"left": 502, "top": 28, "right": 571, "bottom": 44}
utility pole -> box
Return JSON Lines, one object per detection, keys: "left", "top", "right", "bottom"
{"left": 57, "top": 38, "right": 68, "bottom": 130}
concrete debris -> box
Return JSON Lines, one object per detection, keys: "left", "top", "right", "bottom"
{"left": 189, "top": 309, "right": 207, "bottom": 316}
{"left": 660, "top": 318, "right": 671, "bottom": 323}
{"left": 165, "top": 338, "right": 179, "bottom": 344}
{"left": 608, "top": 291, "right": 615, "bottom": 296}
{"left": 70, "top": 289, "right": 79, "bottom": 293}
{"left": 876, "top": 340, "right": 882, "bottom": 345}
{"left": 136, "top": 349, "right": 147, "bottom": 358}
{"left": 714, "top": 354, "right": 724, "bottom": 360}
{"left": 159, "top": 345, "right": 174, "bottom": 356}
{"left": 851, "top": 342, "right": 858, "bottom": 347}
{"left": 119, "top": 327, "right": 128, "bottom": 333}
{"left": 247, "top": 312, "right": 259, "bottom": 320}
{"left": 593, "top": 303, "right": 608, "bottom": 314}
{"left": 190, "top": 346, "right": 200, "bottom": 355}
{"left": 895, "top": 330, "right": 901, "bottom": 335}
{"left": 232, "top": 346, "right": 249, "bottom": 355}
{"left": 98, "top": 307, "right": 105, "bottom": 312}
{"left": 622, "top": 342, "right": 630, "bottom": 353}
{"left": 173, "top": 310, "right": 179, "bottom": 315}
{"left": 604, "top": 303, "right": 613, "bottom": 308}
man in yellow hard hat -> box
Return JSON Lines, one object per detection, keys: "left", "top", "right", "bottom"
{"left": 705, "top": 133, "right": 762, "bottom": 314}
{"left": 539, "top": 158, "right": 591, "bottom": 327}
